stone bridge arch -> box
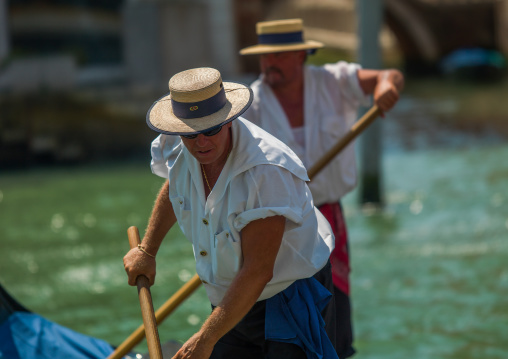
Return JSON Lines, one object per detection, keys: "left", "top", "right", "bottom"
{"left": 235, "top": 0, "right": 504, "bottom": 75}
{"left": 384, "top": 0, "right": 440, "bottom": 72}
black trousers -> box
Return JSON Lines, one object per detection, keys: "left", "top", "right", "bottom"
{"left": 209, "top": 261, "right": 337, "bottom": 359}
{"left": 333, "top": 285, "right": 356, "bottom": 358}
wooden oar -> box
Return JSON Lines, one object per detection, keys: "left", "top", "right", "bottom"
{"left": 107, "top": 227, "right": 163, "bottom": 359}
{"left": 108, "top": 273, "right": 202, "bottom": 359}
{"left": 307, "top": 105, "right": 381, "bottom": 180}
{"left": 109, "top": 104, "right": 381, "bottom": 358}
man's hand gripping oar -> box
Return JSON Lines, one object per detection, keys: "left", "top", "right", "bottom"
{"left": 107, "top": 227, "right": 163, "bottom": 359}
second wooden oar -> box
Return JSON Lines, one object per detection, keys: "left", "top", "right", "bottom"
{"left": 307, "top": 105, "right": 381, "bottom": 179}
{"left": 107, "top": 227, "right": 163, "bottom": 359}
{"left": 108, "top": 273, "right": 202, "bottom": 359}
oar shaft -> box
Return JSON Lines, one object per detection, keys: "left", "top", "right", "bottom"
{"left": 307, "top": 105, "right": 381, "bottom": 180}
{"left": 107, "top": 227, "right": 163, "bottom": 359}
{"left": 109, "top": 274, "right": 202, "bottom": 358}
{"left": 154, "top": 273, "right": 202, "bottom": 325}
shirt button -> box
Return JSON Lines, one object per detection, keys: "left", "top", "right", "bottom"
{"left": 226, "top": 233, "right": 229, "bottom": 238}
{"left": 200, "top": 250, "right": 207, "bottom": 256}
{"left": 202, "top": 218, "right": 209, "bottom": 225}
{"left": 179, "top": 200, "right": 183, "bottom": 205}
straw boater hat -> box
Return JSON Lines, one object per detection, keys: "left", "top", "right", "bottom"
{"left": 147, "top": 67, "right": 253, "bottom": 135}
{"left": 239, "top": 18, "right": 324, "bottom": 55}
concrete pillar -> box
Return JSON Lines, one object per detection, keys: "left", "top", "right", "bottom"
{"left": 496, "top": 0, "right": 508, "bottom": 55}
{"left": 158, "top": 1, "right": 211, "bottom": 81}
{"left": 122, "top": 0, "right": 163, "bottom": 88}
{"left": 357, "top": 0, "right": 383, "bottom": 205}
{"left": 0, "top": 0, "right": 9, "bottom": 64}
{"left": 208, "top": 0, "right": 239, "bottom": 78}
{"left": 122, "top": 0, "right": 239, "bottom": 89}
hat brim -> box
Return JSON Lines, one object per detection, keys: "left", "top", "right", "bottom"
{"left": 147, "top": 81, "right": 253, "bottom": 136}
{"left": 239, "top": 40, "right": 324, "bottom": 55}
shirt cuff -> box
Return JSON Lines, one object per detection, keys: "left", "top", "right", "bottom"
{"left": 346, "top": 63, "right": 371, "bottom": 107}
{"left": 233, "top": 207, "right": 303, "bottom": 232}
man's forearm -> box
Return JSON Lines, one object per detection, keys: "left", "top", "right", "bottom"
{"left": 172, "top": 266, "right": 271, "bottom": 359}
{"left": 195, "top": 216, "right": 285, "bottom": 345}
{"left": 379, "top": 69, "right": 404, "bottom": 92}
{"left": 174, "top": 216, "right": 285, "bottom": 358}
{"left": 197, "top": 265, "right": 272, "bottom": 344}
{"left": 142, "top": 180, "right": 176, "bottom": 255}
{"left": 358, "top": 68, "right": 404, "bottom": 95}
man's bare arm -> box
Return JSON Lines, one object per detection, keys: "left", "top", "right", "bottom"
{"left": 357, "top": 69, "right": 405, "bottom": 112}
{"left": 123, "top": 180, "right": 177, "bottom": 286}
{"left": 172, "top": 215, "right": 286, "bottom": 359}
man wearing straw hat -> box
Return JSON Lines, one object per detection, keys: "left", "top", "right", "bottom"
{"left": 240, "top": 18, "right": 404, "bottom": 358}
{"left": 124, "top": 67, "right": 341, "bottom": 358}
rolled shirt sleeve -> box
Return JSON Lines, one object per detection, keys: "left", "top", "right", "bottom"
{"left": 231, "top": 164, "right": 306, "bottom": 232}
{"left": 225, "top": 164, "right": 333, "bottom": 297}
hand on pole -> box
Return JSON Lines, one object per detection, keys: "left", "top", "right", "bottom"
{"left": 171, "top": 331, "right": 215, "bottom": 359}
{"left": 123, "top": 246, "right": 157, "bottom": 286}
{"left": 374, "top": 70, "right": 404, "bottom": 113}
{"left": 125, "top": 226, "right": 163, "bottom": 359}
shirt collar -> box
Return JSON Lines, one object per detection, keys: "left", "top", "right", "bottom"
{"left": 179, "top": 118, "right": 309, "bottom": 212}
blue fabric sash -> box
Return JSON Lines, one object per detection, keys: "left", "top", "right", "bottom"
{"left": 265, "top": 277, "right": 339, "bottom": 359}
{"left": 171, "top": 86, "right": 227, "bottom": 119}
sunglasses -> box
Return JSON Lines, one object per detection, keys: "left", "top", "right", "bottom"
{"left": 181, "top": 125, "right": 223, "bottom": 139}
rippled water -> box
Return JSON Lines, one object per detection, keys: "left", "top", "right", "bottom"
{"left": 345, "top": 143, "right": 508, "bottom": 358}
{"left": 1, "top": 105, "right": 507, "bottom": 357}
{"left": 0, "top": 163, "right": 212, "bottom": 354}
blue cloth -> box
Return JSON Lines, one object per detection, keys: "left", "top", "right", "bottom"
{"left": 265, "top": 277, "right": 339, "bottom": 359}
{"left": 0, "top": 312, "right": 115, "bottom": 359}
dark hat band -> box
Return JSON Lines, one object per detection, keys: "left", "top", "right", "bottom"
{"left": 171, "top": 86, "right": 227, "bottom": 119}
{"left": 258, "top": 31, "right": 303, "bottom": 45}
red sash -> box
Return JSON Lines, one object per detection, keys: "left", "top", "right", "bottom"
{"left": 318, "top": 203, "right": 350, "bottom": 295}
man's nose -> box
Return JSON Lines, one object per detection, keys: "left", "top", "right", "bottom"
{"left": 261, "top": 53, "right": 277, "bottom": 64}
{"left": 195, "top": 134, "right": 209, "bottom": 145}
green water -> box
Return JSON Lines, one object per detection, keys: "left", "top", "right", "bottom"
{"left": 0, "top": 162, "right": 212, "bottom": 353}
{"left": 347, "top": 145, "right": 508, "bottom": 358}
{"left": 1, "top": 144, "right": 507, "bottom": 357}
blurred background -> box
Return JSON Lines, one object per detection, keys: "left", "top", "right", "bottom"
{"left": 1, "top": 0, "right": 507, "bottom": 358}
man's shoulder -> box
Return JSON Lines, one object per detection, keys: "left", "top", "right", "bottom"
{"left": 233, "top": 119, "right": 309, "bottom": 182}
{"left": 235, "top": 117, "right": 287, "bottom": 152}
{"left": 305, "top": 61, "right": 363, "bottom": 95}
{"left": 306, "top": 60, "right": 360, "bottom": 75}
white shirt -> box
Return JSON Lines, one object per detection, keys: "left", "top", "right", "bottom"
{"left": 150, "top": 118, "right": 334, "bottom": 306}
{"left": 243, "top": 61, "right": 371, "bottom": 206}
{"left": 292, "top": 126, "right": 305, "bottom": 148}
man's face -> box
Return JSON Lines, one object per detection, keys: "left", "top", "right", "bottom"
{"left": 260, "top": 50, "right": 306, "bottom": 88}
{"left": 180, "top": 122, "right": 232, "bottom": 166}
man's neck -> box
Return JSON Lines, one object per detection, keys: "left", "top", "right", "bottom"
{"left": 201, "top": 130, "right": 232, "bottom": 195}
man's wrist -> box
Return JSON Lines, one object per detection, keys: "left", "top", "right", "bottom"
{"left": 137, "top": 244, "right": 156, "bottom": 258}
